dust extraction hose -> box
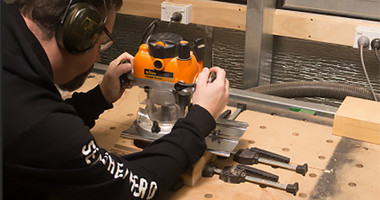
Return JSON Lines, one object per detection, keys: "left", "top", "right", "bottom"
{"left": 247, "top": 81, "right": 380, "bottom": 101}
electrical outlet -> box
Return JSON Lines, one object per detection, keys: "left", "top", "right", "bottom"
{"left": 161, "top": 1, "right": 192, "bottom": 24}
{"left": 353, "top": 25, "right": 380, "bottom": 50}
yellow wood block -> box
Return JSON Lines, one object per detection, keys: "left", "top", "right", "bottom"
{"left": 180, "top": 152, "right": 213, "bottom": 187}
{"left": 333, "top": 96, "right": 380, "bottom": 144}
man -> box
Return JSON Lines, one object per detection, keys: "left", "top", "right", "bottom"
{"left": 2, "top": 0, "right": 229, "bottom": 199}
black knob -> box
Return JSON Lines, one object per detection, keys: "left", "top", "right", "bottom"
{"left": 178, "top": 40, "right": 190, "bottom": 60}
{"left": 119, "top": 59, "right": 132, "bottom": 85}
{"left": 202, "top": 164, "right": 216, "bottom": 178}
{"left": 296, "top": 163, "right": 308, "bottom": 176}
{"left": 286, "top": 182, "right": 299, "bottom": 196}
{"left": 151, "top": 121, "right": 161, "bottom": 133}
{"left": 193, "top": 38, "right": 205, "bottom": 61}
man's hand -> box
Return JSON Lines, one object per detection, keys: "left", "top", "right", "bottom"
{"left": 100, "top": 52, "right": 133, "bottom": 104}
{"left": 192, "top": 67, "right": 229, "bottom": 119}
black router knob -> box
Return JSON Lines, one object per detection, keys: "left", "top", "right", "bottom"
{"left": 193, "top": 38, "right": 205, "bottom": 61}
{"left": 178, "top": 41, "right": 190, "bottom": 60}
{"left": 151, "top": 121, "right": 161, "bottom": 133}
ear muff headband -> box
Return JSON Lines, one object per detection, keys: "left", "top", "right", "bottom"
{"left": 57, "top": 2, "right": 103, "bottom": 54}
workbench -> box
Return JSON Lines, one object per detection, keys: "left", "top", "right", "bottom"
{"left": 75, "top": 73, "right": 380, "bottom": 200}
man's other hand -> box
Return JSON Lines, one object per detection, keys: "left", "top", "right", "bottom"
{"left": 100, "top": 52, "right": 133, "bottom": 104}
{"left": 192, "top": 67, "right": 229, "bottom": 119}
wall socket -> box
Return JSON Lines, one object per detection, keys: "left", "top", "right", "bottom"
{"left": 353, "top": 25, "right": 380, "bottom": 50}
{"left": 161, "top": 1, "right": 192, "bottom": 24}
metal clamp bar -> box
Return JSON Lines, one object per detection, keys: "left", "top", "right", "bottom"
{"left": 228, "top": 88, "right": 338, "bottom": 126}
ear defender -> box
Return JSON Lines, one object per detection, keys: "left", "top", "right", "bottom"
{"left": 56, "top": 2, "right": 103, "bottom": 54}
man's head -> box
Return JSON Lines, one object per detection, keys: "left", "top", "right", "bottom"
{"left": 15, "top": 0, "right": 122, "bottom": 41}
{"left": 15, "top": 0, "right": 123, "bottom": 91}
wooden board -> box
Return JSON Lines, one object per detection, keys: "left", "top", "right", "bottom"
{"left": 332, "top": 96, "right": 380, "bottom": 144}
{"left": 76, "top": 73, "right": 380, "bottom": 199}
{"left": 273, "top": 9, "right": 380, "bottom": 47}
{"left": 118, "top": 0, "right": 380, "bottom": 46}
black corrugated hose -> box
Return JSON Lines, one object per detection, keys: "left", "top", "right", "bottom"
{"left": 247, "top": 81, "right": 380, "bottom": 101}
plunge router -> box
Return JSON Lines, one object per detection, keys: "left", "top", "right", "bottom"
{"left": 121, "top": 32, "right": 248, "bottom": 157}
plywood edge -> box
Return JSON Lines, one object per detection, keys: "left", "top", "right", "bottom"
{"left": 119, "top": 0, "right": 162, "bottom": 19}
{"left": 273, "top": 9, "right": 380, "bottom": 46}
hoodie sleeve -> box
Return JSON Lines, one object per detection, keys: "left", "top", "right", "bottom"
{"left": 6, "top": 103, "right": 215, "bottom": 200}
{"left": 65, "top": 85, "right": 113, "bottom": 128}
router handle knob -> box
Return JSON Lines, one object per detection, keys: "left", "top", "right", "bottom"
{"left": 178, "top": 40, "right": 190, "bottom": 60}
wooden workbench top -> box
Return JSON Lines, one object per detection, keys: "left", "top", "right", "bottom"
{"left": 74, "top": 73, "right": 380, "bottom": 200}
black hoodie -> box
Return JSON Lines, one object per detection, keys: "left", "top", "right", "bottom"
{"left": 2, "top": 2, "right": 215, "bottom": 199}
